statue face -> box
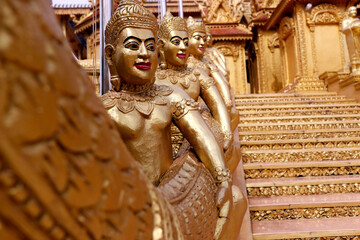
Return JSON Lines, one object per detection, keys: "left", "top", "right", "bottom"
{"left": 113, "top": 28, "right": 158, "bottom": 85}
{"left": 349, "top": 7, "right": 357, "bottom": 17}
{"left": 206, "top": 33, "right": 213, "bottom": 47}
{"left": 189, "top": 31, "right": 207, "bottom": 57}
{"left": 163, "top": 30, "right": 189, "bottom": 66}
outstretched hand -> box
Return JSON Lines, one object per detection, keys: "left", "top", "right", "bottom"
{"left": 214, "top": 181, "right": 233, "bottom": 240}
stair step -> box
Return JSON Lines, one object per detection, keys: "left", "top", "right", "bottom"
{"left": 246, "top": 175, "right": 360, "bottom": 188}
{"left": 244, "top": 159, "right": 360, "bottom": 170}
{"left": 249, "top": 192, "right": 360, "bottom": 210}
{"left": 250, "top": 193, "right": 360, "bottom": 222}
{"left": 242, "top": 147, "right": 360, "bottom": 163}
{"left": 239, "top": 108, "right": 360, "bottom": 118}
{"left": 235, "top": 92, "right": 338, "bottom": 99}
{"left": 239, "top": 114, "right": 360, "bottom": 124}
{"left": 246, "top": 175, "right": 360, "bottom": 197}
{"left": 236, "top": 99, "right": 354, "bottom": 106}
{"left": 238, "top": 120, "right": 360, "bottom": 132}
{"left": 244, "top": 159, "right": 360, "bottom": 179}
{"left": 236, "top": 95, "right": 346, "bottom": 101}
{"left": 240, "top": 137, "right": 360, "bottom": 151}
{"left": 239, "top": 128, "right": 360, "bottom": 141}
{"left": 252, "top": 216, "right": 360, "bottom": 239}
{"left": 236, "top": 103, "right": 360, "bottom": 111}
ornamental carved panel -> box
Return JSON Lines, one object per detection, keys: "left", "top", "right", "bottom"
{"left": 214, "top": 42, "right": 239, "bottom": 60}
{"left": 307, "top": 3, "right": 341, "bottom": 26}
{"left": 279, "top": 17, "right": 294, "bottom": 40}
{"left": 268, "top": 33, "right": 280, "bottom": 53}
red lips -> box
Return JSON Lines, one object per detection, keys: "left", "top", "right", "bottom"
{"left": 198, "top": 47, "right": 205, "bottom": 51}
{"left": 134, "top": 62, "right": 151, "bottom": 70}
{"left": 177, "top": 53, "right": 186, "bottom": 59}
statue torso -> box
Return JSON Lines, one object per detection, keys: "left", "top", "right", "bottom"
{"left": 101, "top": 84, "right": 174, "bottom": 185}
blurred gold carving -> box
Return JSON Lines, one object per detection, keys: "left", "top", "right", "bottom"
{"left": 342, "top": 6, "right": 360, "bottom": 75}
{"left": 251, "top": 206, "right": 360, "bottom": 221}
{"left": 247, "top": 183, "right": 360, "bottom": 197}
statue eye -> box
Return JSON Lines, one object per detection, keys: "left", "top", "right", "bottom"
{"left": 125, "top": 41, "right": 140, "bottom": 50}
{"left": 194, "top": 36, "right": 200, "bottom": 40}
{"left": 146, "top": 43, "right": 155, "bottom": 51}
{"left": 184, "top": 40, "right": 189, "bottom": 47}
{"left": 171, "top": 39, "right": 180, "bottom": 46}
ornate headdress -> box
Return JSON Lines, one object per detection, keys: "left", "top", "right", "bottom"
{"left": 186, "top": 16, "right": 206, "bottom": 37}
{"left": 105, "top": 0, "right": 158, "bottom": 46}
{"left": 158, "top": 12, "right": 188, "bottom": 40}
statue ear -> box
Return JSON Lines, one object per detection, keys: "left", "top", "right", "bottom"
{"left": 158, "top": 39, "right": 165, "bottom": 51}
{"left": 158, "top": 39, "right": 167, "bottom": 70}
{"left": 105, "top": 44, "right": 115, "bottom": 65}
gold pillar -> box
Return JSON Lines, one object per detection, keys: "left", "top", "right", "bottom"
{"left": 214, "top": 41, "right": 249, "bottom": 94}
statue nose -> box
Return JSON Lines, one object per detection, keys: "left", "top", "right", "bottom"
{"left": 139, "top": 42, "right": 150, "bottom": 58}
{"left": 180, "top": 41, "right": 187, "bottom": 50}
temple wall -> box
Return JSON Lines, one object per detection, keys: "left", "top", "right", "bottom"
{"left": 256, "top": 30, "right": 283, "bottom": 93}
{"left": 314, "top": 25, "right": 343, "bottom": 73}
{"left": 215, "top": 41, "right": 249, "bottom": 94}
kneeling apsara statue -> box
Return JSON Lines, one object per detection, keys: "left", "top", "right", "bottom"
{"left": 101, "top": 0, "right": 234, "bottom": 239}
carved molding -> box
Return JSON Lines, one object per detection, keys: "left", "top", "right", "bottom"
{"left": 307, "top": 3, "right": 341, "bottom": 28}
{"left": 268, "top": 33, "right": 280, "bottom": 53}
{"left": 279, "top": 17, "right": 295, "bottom": 40}
{"left": 214, "top": 42, "right": 239, "bottom": 60}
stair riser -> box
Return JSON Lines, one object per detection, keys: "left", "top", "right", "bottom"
{"left": 237, "top": 105, "right": 360, "bottom": 111}
{"left": 240, "top": 110, "right": 360, "bottom": 118}
{"left": 251, "top": 206, "right": 360, "bottom": 221}
{"left": 236, "top": 97, "right": 347, "bottom": 103}
{"left": 247, "top": 183, "right": 360, "bottom": 197}
{"left": 235, "top": 93, "right": 337, "bottom": 100}
{"left": 283, "top": 237, "right": 360, "bottom": 240}
{"left": 240, "top": 132, "right": 360, "bottom": 141}
{"left": 239, "top": 122, "right": 360, "bottom": 132}
{"left": 244, "top": 166, "right": 360, "bottom": 179}
{"left": 236, "top": 100, "right": 354, "bottom": 106}
{"left": 242, "top": 149, "right": 360, "bottom": 163}
{"left": 240, "top": 117, "right": 360, "bottom": 124}
{"left": 240, "top": 141, "right": 360, "bottom": 151}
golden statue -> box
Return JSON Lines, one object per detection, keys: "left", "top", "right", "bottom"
{"left": 156, "top": 12, "right": 233, "bottom": 153}
{"left": 0, "top": 0, "right": 182, "bottom": 239}
{"left": 186, "top": 17, "right": 233, "bottom": 110}
{"left": 0, "top": 0, "right": 240, "bottom": 239}
{"left": 342, "top": 6, "right": 360, "bottom": 74}
{"left": 154, "top": 13, "right": 247, "bottom": 239}
{"left": 101, "top": 1, "right": 234, "bottom": 239}
{"left": 205, "top": 28, "right": 230, "bottom": 80}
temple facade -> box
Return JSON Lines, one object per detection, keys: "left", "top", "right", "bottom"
{"left": 48, "top": 0, "right": 360, "bottom": 239}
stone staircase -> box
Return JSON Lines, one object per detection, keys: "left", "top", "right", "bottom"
{"left": 235, "top": 92, "right": 360, "bottom": 240}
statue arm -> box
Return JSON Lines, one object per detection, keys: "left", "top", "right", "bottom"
{"left": 197, "top": 71, "right": 233, "bottom": 150}
{"left": 169, "top": 88, "right": 233, "bottom": 239}
{"left": 169, "top": 86, "right": 228, "bottom": 176}
{"left": 210, "top": 70, "right": 233, "bottom": 109}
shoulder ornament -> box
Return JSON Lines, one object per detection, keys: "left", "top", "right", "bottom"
{"left": 171, "top": 98, "right": 201, "bottom": 120}
{"left": 187, "top": 56, "right": 210, "bottom": 75}
{"left": 100, "top": 85, "right": 173, "bottom": 117}
{"left": 156, "top": 67, "right": 198, "bottom": 89}
{"left": 203, "top": 56, "right": 219, "bottom": 74}
{"left": 199, "top": 75, "right": 216, "bottom": 91}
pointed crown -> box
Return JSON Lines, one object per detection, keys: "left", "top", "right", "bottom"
{"left": 105, "top": 0, "right": 158, "bottom": 46}
{"left": 186, "top": 16, "right": 206, "bottom": 37}
{"left": 158, "top": 12, "right": 188, "bottom": 40}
